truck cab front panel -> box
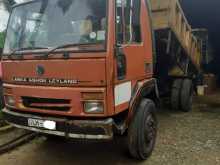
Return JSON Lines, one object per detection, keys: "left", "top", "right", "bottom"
{"left": 4, "top": 83, "right": 109, "bottom": 117}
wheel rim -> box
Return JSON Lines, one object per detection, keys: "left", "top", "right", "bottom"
{"left": 144, "top": 113, "right": 157, "bottom": 153}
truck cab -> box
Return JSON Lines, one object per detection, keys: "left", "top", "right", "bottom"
{"left": 2, "top": 0, "right": 158, "bottom": 160}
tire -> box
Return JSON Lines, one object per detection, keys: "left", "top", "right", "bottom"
{"left": 180, "top": 79, "right": 193, "bottom": 112}
{"left": 127, "top": 99, "right": 157, "bottom": 160}
{"left": 171, "top": 79, "right": 183, "bottom": 110}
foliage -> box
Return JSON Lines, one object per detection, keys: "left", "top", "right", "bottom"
{"left": 0, "top": 32, "right": 5, "bottom": 49}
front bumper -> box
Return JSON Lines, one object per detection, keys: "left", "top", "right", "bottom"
{"left": 2, "top": 108, "right": 114, "bottom": 140}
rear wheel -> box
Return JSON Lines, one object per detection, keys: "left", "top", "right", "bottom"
{"left": 171, "top": 79, "right": 183, "bottom": 110}
{"left": 127, "top": 99, "right": 157, "bottom": 160}
{"left": 180, "top": 79, "right": 193, "bottom": 112}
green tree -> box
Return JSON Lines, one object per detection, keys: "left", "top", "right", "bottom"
{"left": 0, "top": 32, "right": 5, "bottom": 49}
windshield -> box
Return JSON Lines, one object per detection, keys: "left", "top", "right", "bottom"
{"left": 3, "top": 0, "right": 107, "bottom": 54}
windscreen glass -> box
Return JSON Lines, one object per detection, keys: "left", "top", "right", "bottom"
{"left": 3, "top": 0, "right": 107, "bottom": 54}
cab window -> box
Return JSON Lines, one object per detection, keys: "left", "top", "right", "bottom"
{"left": 116, "top": 0, "right": 142, "bottom": 44}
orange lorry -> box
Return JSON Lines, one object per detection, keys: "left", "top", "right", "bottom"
{"left": 1, "top": 0, "right": 204, "bottom": 160}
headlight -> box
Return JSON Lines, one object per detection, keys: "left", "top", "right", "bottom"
{"left": 84, "top": 102, "right": 104, "bottom": 114}
{"left": 5, "top": 95, "right": 15, "bottom": 106}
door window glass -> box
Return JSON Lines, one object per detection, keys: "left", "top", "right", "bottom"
{"left": 116, "top": 0, "right": 141, "bottom": 44}
{"left": 116, "top": 0, "right": 124, "bottom": 44}
{"left": 125, "top": 0, "right": 141, "bottom": 43}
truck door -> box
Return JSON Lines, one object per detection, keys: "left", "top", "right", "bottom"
{"left": 114, "top": 0, "right": 153, "bottom": 111}
{"left": 115, "top": 0, "right": 153, "bottom": 82}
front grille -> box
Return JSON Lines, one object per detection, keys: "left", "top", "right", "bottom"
{"left": 22, "top": 96, "right": 71, "bottom": 112}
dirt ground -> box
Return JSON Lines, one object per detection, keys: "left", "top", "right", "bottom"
{"left": 0, "top": 128, "right": 28, "bottom": 145}
{"left": 0, "top": 95, "right": 220, "bottom": 165}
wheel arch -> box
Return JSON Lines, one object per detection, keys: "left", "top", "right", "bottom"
{"left": 127, "top": 78, "right": 159, "bottom": 124}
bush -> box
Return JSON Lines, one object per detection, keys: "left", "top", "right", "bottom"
{"left": 0, "top": 32, "right": 5, "bottom": 49}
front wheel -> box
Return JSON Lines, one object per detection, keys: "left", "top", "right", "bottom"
{"left": 127, "top": 99, "right": 157, "bottom": 160}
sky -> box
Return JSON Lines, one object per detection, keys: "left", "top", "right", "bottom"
{"left": 0, "top": 0, "right": 26, "bottom": 32}
{"left": 0, "top": 1, "right": 9, "bottom": 32}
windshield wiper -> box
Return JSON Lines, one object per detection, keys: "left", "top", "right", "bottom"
{"left": 9, "top": 46, "right": 49, "bottom": 59}
{"left": 36, "top": 43, "right": 97, "bottom": 59}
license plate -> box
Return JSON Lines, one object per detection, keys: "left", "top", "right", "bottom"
{"left": 28, "top": 118, "right": 56, "bottom": 130}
